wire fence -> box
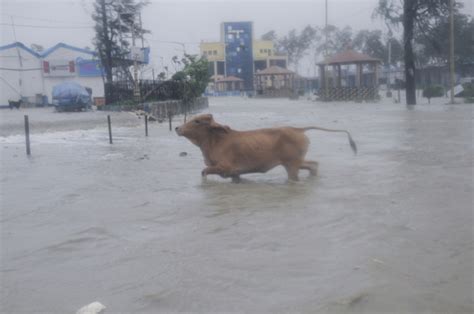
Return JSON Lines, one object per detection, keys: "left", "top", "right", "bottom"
{"left": 105, "top": 80, "right": 183, "bottom": 105}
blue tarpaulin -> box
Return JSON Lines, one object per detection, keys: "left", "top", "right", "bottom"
{"left": 52, "top": 82, "right": 90, "bottom": 107}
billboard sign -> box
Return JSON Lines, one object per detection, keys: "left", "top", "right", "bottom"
{"left": 76, "top": 58, "right": 103, "bottom": 77}
{"left": 43, "top": 59, "right": 75, "bottom": 77}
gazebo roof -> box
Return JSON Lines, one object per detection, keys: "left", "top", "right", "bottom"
{"left": 217, "top": 75, "right": 244, "bottom": 82}
{"left": 318, "top": 50, "right": 381, "bottom": 65}
{"left": 256, "top": 66, "right": 295, "bottom": 75}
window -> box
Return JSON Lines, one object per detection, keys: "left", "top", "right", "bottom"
{"left": 213, "top": 50, "right": 217, "bottom": 55}
{"left": 260, "top": 49, "right": 263, "bottom": 53}
{"left": 237, "top": 68, "right": 242, "bottom": 73}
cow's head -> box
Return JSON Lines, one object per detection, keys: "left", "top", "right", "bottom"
{"left": 175, "top": 114, "right": 229, "bottom": 144}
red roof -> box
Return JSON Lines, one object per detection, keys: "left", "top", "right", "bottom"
{"left": 255, "top": 65, "right": 295, "bottom": 75}
{"left": 318, "top": 50, "right": 381, "bottom": 65}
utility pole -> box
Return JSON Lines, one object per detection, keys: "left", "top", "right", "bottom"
{"left": 449, "top": 0, "right": 455, "bottom": 104}
{"left": 324, "top": 0, "right": 329, "bottom": 100}
{"left": 131, "top": 15, "right": 140, "bottom": 102}
{"left": 386, "top": 29, "right": 392, "bottom": 97}
{"left": 10, "top": 16, "right": 23, "bottom": 99}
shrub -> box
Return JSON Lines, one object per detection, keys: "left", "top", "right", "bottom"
{"left": 422, "top": 85, "right": 444, "bottom": 103}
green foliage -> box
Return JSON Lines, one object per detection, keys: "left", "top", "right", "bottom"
{"left": 462, "top": 82, "right": 474, "bottom": 103}
{"left": 416, "top": 13, "right": 474, "bottom": 68}
{"left": 172, "top": 54, "right": 210, "bottom": 104}
{"left": 352, "top": 29, "right": 403, "bottom": 65}
{"left": 423, "top": 85, "right": 444, "bottom": 103}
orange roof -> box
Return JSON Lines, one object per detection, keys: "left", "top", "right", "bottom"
{"left": 318, "top": 50, "right": 381, "bottom": 65}
{"left": 255, "top": 66, "right": 295, "bottom": 75}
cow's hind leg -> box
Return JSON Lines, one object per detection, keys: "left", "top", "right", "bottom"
{"left": 300, "top": 160, "right": 319, "bottom": 176}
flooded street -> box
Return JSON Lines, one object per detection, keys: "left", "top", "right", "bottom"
{"left": 1, "top": 97, "right": 473, "bottom": 313}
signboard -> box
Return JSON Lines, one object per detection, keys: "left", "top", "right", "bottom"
{"left": 128, "top": 47, "right": 150, "bottom": 64}
{"left": 449, "top": 84, "right": 464, "bottom": 98}
{"left": 76, "top": 58, "right": 103, "bottom": 77}
{"left": 43, "top": 60, "right": 75, "bottom": 77}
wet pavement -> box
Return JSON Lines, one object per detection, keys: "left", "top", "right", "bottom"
{"left": 1, "top": 97, "right": 473, "bottom": 313}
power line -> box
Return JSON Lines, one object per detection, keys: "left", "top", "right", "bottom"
{"left": 0, "top": 23, "right": 92, "bottom": 29}
{"left": 148, "top": 39, "right": 201, "bottom": 45}
{"left": 1, "top": 14, "right": 91, "bottom": 26}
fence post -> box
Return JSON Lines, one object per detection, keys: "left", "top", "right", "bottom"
{"left": 24, "top": 115, "right": 31, "bottom": 155}
{"left": 168, "top": 111, "right": 173, "bottom": 132}
{"left": 145, "top": 114, "right": 148, "bottom": 136}
{"left": 107, "top": 115, "right": 113, "bottom": 144}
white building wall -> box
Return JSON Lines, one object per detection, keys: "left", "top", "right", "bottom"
{"left": 42, "top": 47, "right": 104, "bottom": 102}
{"left": 0, "top": 46, "right": 44, "bottom": 106}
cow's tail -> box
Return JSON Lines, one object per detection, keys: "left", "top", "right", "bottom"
{"left": 300, "top": 126, "right": 357, "bottom": 155}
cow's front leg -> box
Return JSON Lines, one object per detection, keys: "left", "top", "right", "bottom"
{"left": 231, "top": 175, "right": 241, "bottom": 183}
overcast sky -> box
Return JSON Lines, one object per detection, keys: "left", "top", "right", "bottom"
{"left": 1, "top": 0, "right": 473, "bottom": 76}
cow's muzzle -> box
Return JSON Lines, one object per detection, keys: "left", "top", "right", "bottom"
{"left": 175, "top": 126, "right": 182, "bottom": 136}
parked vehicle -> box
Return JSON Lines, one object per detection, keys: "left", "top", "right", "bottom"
{"left": 52, "top": 82, "right": 92, "bottom": 112}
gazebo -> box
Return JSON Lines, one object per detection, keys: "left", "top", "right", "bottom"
{"left": 214, "top": 76, "right": 244, "bottom": 92}
{"left": 318, "top": 50, "right": 381, "bottom": 101}
{"left": 254, "top": 66, "right": 296, "bottom": 97}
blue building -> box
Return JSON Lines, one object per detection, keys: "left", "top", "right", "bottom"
{"left": 221, "top": 22, "right": 254, "bottom": 91}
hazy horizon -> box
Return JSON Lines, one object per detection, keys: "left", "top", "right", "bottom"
{"left": 2, "top": 0, "right": 473, "bottom": 76}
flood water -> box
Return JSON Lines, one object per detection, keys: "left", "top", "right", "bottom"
{"left": 1, "top": 97, "right": 473, "bottom": 313}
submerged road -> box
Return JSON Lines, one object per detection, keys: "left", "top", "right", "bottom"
{"left": 1, "top": 97, "right": 473, "bottom": 312}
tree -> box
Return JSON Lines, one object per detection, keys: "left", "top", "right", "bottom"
{"left": 315, "top": 25, "right": 352, "bottom": 57}
{"left": 352, "top": 29, "right": 403, "bottom": 66}
{"left": 416, "top": 12, "right": 474, "bottom": 71}
{"left": 353, "top": 30, "right": 386, "bottom": 61}
{"left": 92, "top": 0, "right": 149, "bottom": 83}
{"left": 261, "top": 30, "right": 277, "bottom": 41}
{"left": 277, "top": 26, "right": 317, "bottom": 72}
{"left": 172, "top": 54, "right": 210, "bottom": 121}
{"left": 374, "top": 0, "right": 456, "bottom": 105}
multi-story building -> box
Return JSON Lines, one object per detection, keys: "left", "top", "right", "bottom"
{"left": 200, "top": 22, "right": 288, "bottom": 93}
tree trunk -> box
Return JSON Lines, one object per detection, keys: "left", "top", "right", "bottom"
{"left": 403, "top": 0, "right": 417, "bottom": 105}
{"left": 100, "top": 0, "right": 113, "bottom": 83}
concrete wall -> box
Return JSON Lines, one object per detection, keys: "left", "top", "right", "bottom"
{"left": 0, "top": 45, "right": 44, "bottom": 106}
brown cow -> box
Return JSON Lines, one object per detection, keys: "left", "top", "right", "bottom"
{"left": 175, "top": 114, "right": 357, "bottom": 182}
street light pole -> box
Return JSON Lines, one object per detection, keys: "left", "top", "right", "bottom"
{"left": 324, "top": 0, "right": 329, "bottom": 100}
{"left": 386, "top": 29, "right": 392, "bottom": 97}
{"left": 449, "top": 0, "right": 455, "bottom": 104}
{"left": 132, "top": 18, "right": 140, "bottom": 103}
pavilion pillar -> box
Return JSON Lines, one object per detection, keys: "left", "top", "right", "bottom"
{"left": 319, "top": 65, "right": 325, "bottom": 89}
{"left": 337, "top": 64, "right": 342, "bottom": 87}
{"left": 356, "top": 63, "right": 362, "bottom": 87}
{"left": 374, "top": 62, "right": 379, "bottom": 87}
